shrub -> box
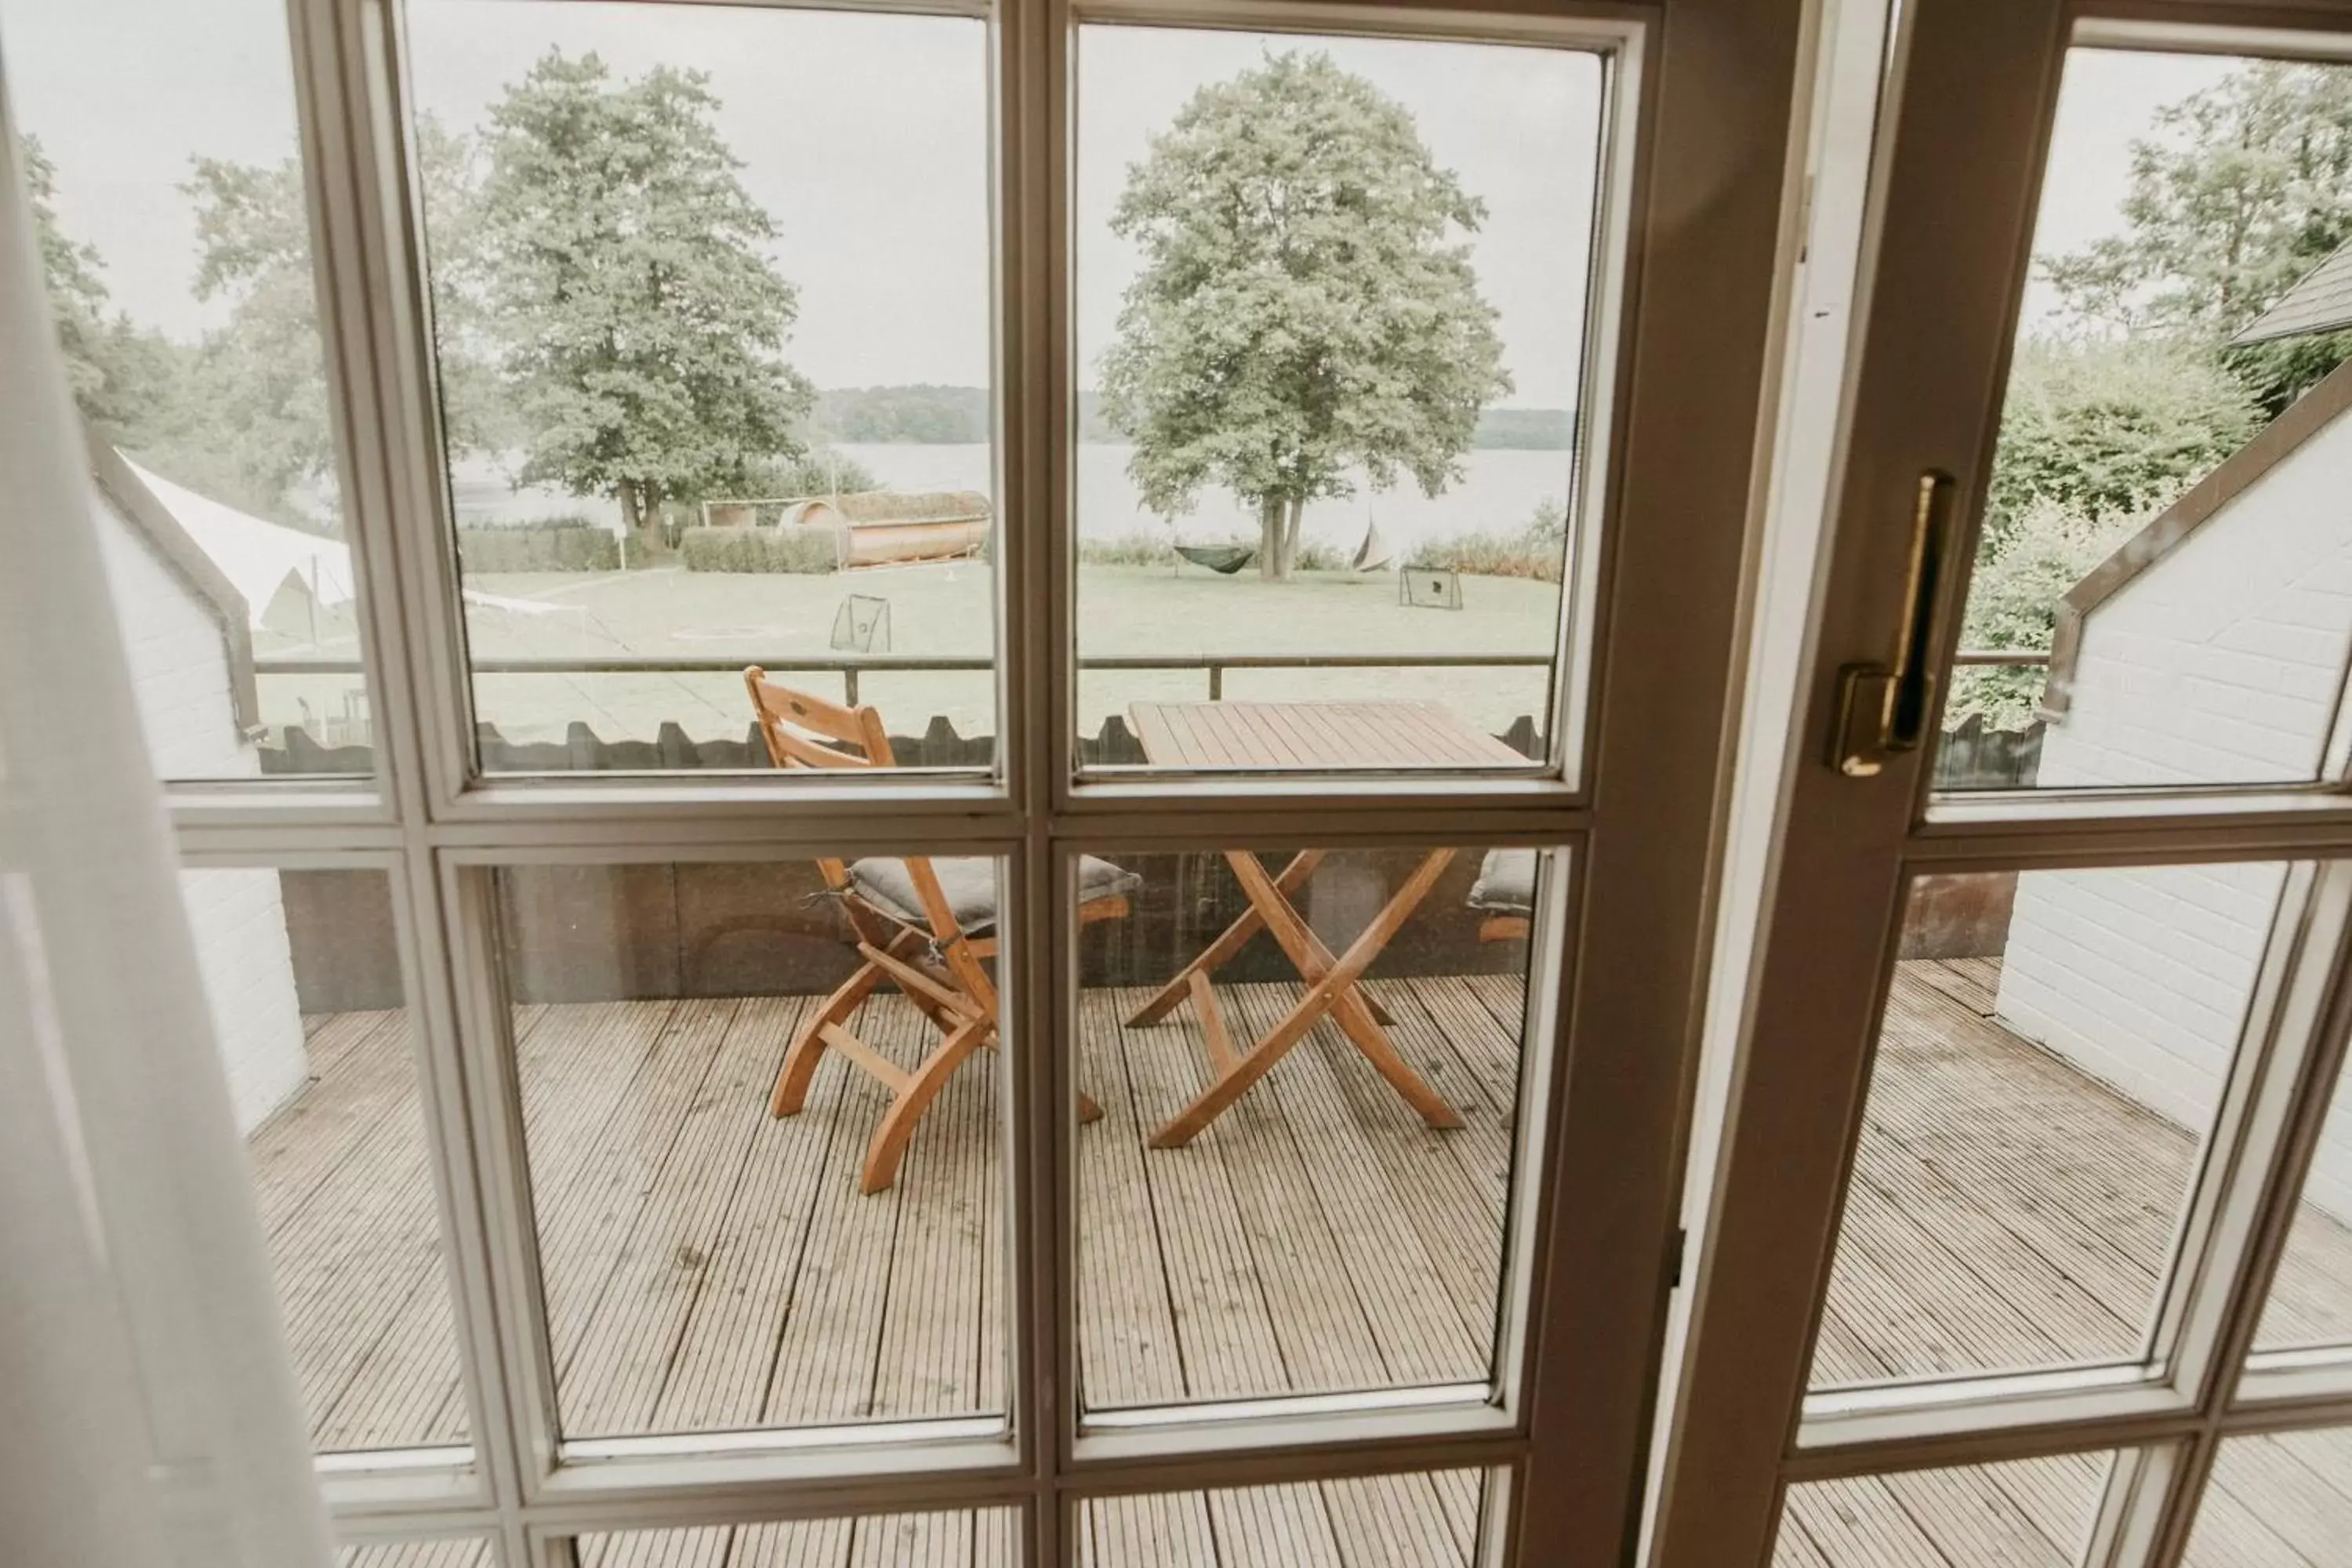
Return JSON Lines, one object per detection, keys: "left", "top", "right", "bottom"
{"left": 679, "top": 524, "right": 841, "bottom": 573}
{"left": 1404, "top": 528, "right": 1565, "bottom": 582}
{"left": 1399, "top": 495, "right": 1570, "bottom": 582}
{"left": 456, "top": 521, "right": 620, "bottom": 572}
{"left": 1945, "top": 496, "right": 2139, "bottom": 730}
{"left": 1079, "top": 533, "right": 1183, "bottom": 567}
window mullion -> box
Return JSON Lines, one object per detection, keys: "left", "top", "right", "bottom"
{"left": 283, "top": 0, "right": 469, "bottom": 829}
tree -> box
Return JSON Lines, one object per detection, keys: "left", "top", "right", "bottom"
{"left": 1098, "top": 52, "right": 1509, "bottom": 580}
{"left": 23, "top": 134, "right": 188, "bottom": 444}
{"left": 180, "top": 153, "right": 343, "bottom": 507}
{"left": 2043, "top": 61, "right": 2352, "bottom": 409}
{"left": 1985, "top": 336, "right": 2261, "bottom": 548}
{"left": 473, "top": 51, "right": 812, "bottom": 545}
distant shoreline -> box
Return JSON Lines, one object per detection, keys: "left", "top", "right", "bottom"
{"left": 813, "top": 385, "right": 1575, "bottom": 451}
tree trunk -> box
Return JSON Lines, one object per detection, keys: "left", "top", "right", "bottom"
{"left": 1280, "top": 497, "right": 1305, "bottom": 576}
{"left": 618, "top": 480, "right": 662, "bottom": 557}
{"left": 1258, "top": 495, "right": 1287, "bottom": 581}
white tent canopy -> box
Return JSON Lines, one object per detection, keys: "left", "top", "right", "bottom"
{"left": 127, "top": 461, "right": 579, "bottom": 630}
{"left": 130, "top": 462, "right": 355, "bottom": 629}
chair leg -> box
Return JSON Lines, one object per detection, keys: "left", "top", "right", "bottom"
{"left": 861, "top": 1016, "right": 991, "bottom": 1194}
{"left": 773, "top": 961, "right": 887, "bottom": 1117}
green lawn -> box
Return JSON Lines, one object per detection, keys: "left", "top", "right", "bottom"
{"left": 256, "top": 561, "right": 1566, "bottom": 752}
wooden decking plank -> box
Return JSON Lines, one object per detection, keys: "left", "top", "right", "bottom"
{"left": 870, "top": 1008, "right": 998, "bottom": 1419}
{"left": 1883, "top": 1454, "right": 2095, "bottom": 1566}
{"left": 1318, "top": 1471, "right": 1473, "bottom": 1567}
{"left": 2255, "top": 1201, "right": 2352, "bottom": 1348}
{"left": 1076, "top": 987, "right": 1187, "bottom": 1409}
{"left": 654, "top": 996, "right": 847, "bottom": 1432}
{"left": 764, "top": 993, "right": 924, "bottom": 1424}
{"left": 1208, "top": 1481, "right": 1346, "bottom": 1568}
{"left": 266, "top": 1045, "right": 458, "bottom": 1449}
{"left": 846, "top": 1510, "right": 989, "bottom": 1568}
{"left": 2182, "top": 1476, "right": 2313, "bottom": 1567}
{"left": 1828, "top": 1176, "right": 2077, "bottom": 1377}
{"left": 514, "top": 1001, "right": 689, "bottom": 1370}
{"left": 563, "top": 998, "right": 780, "bottom": 1436}
{"left": 1841, "top": 1134, "right": 2140, "bottom": 1367}
{"left": 1770, "top": 1512, "right": 1836, "bottom": 1568}
{"left": 339, "top": 1539, "right": 490, "bottom": 1568}
{"left": 1317, "top": 980, "right": 1515, "bottom": 1356}
{"left": 1104, "top": 988, "right": 1288, "bottom": 1400}
{"left": 546, "top": 999, "right": 742, "bottom": 1432}
{"left": 1886, "top": 974, "right": 2205, "bottom": 1229}
{"left": 1430, "top": 1469, "right": 1484, "bottom": 1559}
{"left": 727, "top": 1518, "right": 852, "bottom": 1568}
{"left": 1222, "top": 982, "right": 1485, "bottom": 1387}
{"left": 1082, "top": 1492, "right": 1219, "bottom": 1568}
{"left": 2205, "top": 1431, "right": 2352, "bottom": 1562}
{"left": 315, "top": 1246, "right": 468, "bottom": 1449}
{"left": 580, "top": 1527, "right": 730, "bottom": 1568}
{"left": 1156, "top": 985, "right": 1388, "bottom": 1396}
{"left": 1912, "top": 959, "right": 2001, "bottom": 1018}
{"left": 250, "top": 1008, "right": 414, "bottom": 1237}
{"left": 1781, "top": 1477, "right": 1952, "bottom": 1568}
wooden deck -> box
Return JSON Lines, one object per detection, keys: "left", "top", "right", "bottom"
{"left": 260, "top": 963, "right": 2352, "bottom": 1567}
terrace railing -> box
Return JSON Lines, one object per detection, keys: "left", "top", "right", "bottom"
{"left": 252, "top": 648, "right": 2051, "bottom": 781}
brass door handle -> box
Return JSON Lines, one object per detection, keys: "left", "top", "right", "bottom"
{"left": 1829, "top": 470, "right": 1958, "bottom": 777}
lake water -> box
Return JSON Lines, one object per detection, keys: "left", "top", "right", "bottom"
{"left": 450, "top": 443, "right": 1577, "bottom": 554}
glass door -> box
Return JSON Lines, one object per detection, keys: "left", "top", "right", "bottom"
{"left": 0, "top": 0, "right": 1807, "bottom": 1565}
{"left": 1656, "top": 3, "right": 2352, "bottom": 1564}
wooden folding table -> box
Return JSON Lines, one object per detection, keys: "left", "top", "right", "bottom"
{"left": 1123, "top": 699, "right": 1526, "bottom": 1146}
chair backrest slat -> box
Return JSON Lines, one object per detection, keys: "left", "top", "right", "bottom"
{"left": 743, "top": 666, "right": 895, "bottom": 770}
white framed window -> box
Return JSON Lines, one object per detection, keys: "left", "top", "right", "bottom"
{"left": 5, "top": 0, "right": 1808, "bottom": 1560}
{"left": 1655, "top": 5, "right": 2352, "bottom": 1566}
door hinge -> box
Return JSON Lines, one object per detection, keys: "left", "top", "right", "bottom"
{"left": 1668, "top": 1226, "right": 1688, "bottom": 1290}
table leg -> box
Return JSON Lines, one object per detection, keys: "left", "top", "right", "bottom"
{"left": 1123, "top": 849, "right": 1396, "bottom": 1028}
{"left": 1227, "top": 849, "right": 1464, "bottom": 1132}
{"left": 1152, "top": 851, "right": 1461, "bottom": 1148}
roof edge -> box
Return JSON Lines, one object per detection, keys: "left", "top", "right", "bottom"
{"left": 85, "top": 430, "right": 263, "bottom": 738}
{"left": 2041, "top": 354, "right": 2352, "bottom": 724}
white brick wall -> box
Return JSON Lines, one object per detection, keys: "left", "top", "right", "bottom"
{"left": 2038, "top": 411, "right": 2352, "bottom": 791}
{"left": 94, "top": 491, "right": 311, "bottom": 1134}
{"left": 2005, "top": 408, "right": 2352, "bottom": 1222}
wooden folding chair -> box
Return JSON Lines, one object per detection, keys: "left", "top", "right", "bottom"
{"left": 745, "top": 667, "right": 1138, "bottom": 1192}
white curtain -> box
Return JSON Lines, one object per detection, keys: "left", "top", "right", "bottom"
{"left": 0, "top": 58, "right": 336, "bottom": 1568}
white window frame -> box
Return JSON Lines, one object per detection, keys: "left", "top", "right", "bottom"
{"left": 125, "top": 0, "right": 1817, "bottom": 1561}
{"left": 1650, "top": 5, "right": 2352, "bottom": 1566}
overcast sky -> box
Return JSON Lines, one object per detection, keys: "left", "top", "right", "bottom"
{"left": 0, "top": 0, "right": 2256, "bottom": 398}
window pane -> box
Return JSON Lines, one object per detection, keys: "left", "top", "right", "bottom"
{"left": 405, "top": 1, "right": 996, "bottom": 774}
{"left": 2253, "top": 1051, "right": 2352, "bottom": 1352}
{"left": 1072, "top": 25, "right": 1606, "bottom": 775}
{"left": 1075, "top": 846, "right": 1549, "bottom": 1412}
{"left": 1774, "top": 1452, "right": 2114, "bottom": 1567}
{"left": 1080, "top": 1468, "right": 1497, "bottom": 1567}
{"left": 1811, "top": 865, "right": 2288, "bottom": 1388}
{"left": 570, "top": 1512, "right": 1018, "bottom": 1567}
{"left": 183, "top": 867, "right": 468, "bottom": 1453}
{"left": 493, "top": 858, "right": 1008, "bottom": 1439}
{"left": 2, "top": 0, "right": 372, "bottom": 780}
{"left": 2182, "top": 1427, "right": 2352, "bottom": 1565}
{"left": 1937, "top": 48, "right": 2352, "bottom": 793}
{"left": 341, "top": 1543, "right": 495, "bottom": 1568}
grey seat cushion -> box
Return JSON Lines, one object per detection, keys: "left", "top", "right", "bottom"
{"left": 849, "top": 855, "right": 1139, "bottom": 935}
{"left": 1467, "top": 848, "right": 1537, "bottom": 915}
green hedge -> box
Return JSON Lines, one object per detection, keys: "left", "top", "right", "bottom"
{"left": 456, "top": 524, "right": 619, "bottom": 572}
{"left": 680, "top": 526, "right": 841, "bottom": 574}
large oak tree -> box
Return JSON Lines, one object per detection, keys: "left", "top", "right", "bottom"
{"left": 1099, "top": 52, "right": 1508, "bottom": 579}
{"left": 474, "top": 51, "right": 811, "bottom": 545}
